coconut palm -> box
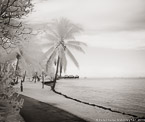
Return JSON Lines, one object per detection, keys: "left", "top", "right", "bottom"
{"left": 43, "top": 18, "right": 86, "bottom": 90}
{"left": 1, "top": 40, "right": 44, "bottom": 83}
{"left": 17, "top": 41, "right": 43, "bottom": 75}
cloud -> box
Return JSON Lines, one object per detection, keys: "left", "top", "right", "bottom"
{"left": 25, "top": 0, "right": 145, "bottom": 50}
{"left": 77, "top": 30, "right": 145, "bottom": 49}
{"left": 27, "top": 0, "right": 145, "bottom": 30}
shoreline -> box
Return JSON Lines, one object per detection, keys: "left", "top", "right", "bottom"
{"left": 15, "top": 81, "right": 133, "bottom": 122}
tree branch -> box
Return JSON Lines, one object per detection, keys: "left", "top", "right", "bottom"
{"left": 1, "top": 0, "right": 18, "bottom": 16}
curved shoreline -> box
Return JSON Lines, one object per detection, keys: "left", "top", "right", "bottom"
{"left": 15, "top": 81, "right": 133, "bottom": 122}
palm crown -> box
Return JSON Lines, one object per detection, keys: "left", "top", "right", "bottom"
{"left": 43, "top": 18, "right": 87, "bottom": 75}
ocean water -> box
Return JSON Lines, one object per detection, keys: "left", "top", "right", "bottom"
{"left": 56, "top": 78, "right": 145, "bottom": 117}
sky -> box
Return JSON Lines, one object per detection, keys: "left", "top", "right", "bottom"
{"left": 25, "top": 0, "right": 145, "bottom": 77}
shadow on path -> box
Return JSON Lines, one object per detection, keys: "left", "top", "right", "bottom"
{"left": 19, "top": 95, "right": 88, "bottom": 122}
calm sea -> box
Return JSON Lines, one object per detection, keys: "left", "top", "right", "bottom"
{"left": 56, "top": 78, "right": 145, "bottom": 117}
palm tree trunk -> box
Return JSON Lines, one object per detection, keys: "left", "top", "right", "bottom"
{"left": 20, "top": 71, "right": 26, "bottom": 92}
{"left": 34, "top": 72, "right": 37, "bottom": 83}
{"left": 15, "top": 58, "right": 19, "bottom": 71}
{"left": 60, "top": 64, "right": 62, "bottom": 78}
{"left": 15, "top": 58, "right": 20, "bottom": 83}
{"left": 22, "top": 71, "right": 26, "bottom": 82}
{"left": 42, "top": 72, "right": 45, "bottom": 89}
{"left": 15, "top": 53, "right": 21, "bottom": 83}
{"left": 51, "top": 56, "right": 60, "bottom": 91}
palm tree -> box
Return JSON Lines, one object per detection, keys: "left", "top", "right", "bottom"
{"left": 43, "top": 18, "right": 86, "bottom": 90}
{"left": 15, "top": 53, "right": 21, "bottom": 83}
{"left": 2, "top": 40, "right": 44, "bottom": 83}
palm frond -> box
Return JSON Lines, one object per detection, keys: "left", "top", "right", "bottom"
{"left": 66, "top": 44, "right": 85, "bottom": 53}
{"left": 43, "top": 47, "right": 54, "bottom": 59}
{"left": 66, "top": 48, "right": 79, "bottom": 68}
{"left": 19, "top": 52, "right": 43, "bottom": 75}
{"left": 45, "top": 33, "right": 59, "bottom": 41}
{"left": 64, "top": 25, "right": 83, "bottom": 40}
{"left": 46, "top": 50, "right": 57, "bottom": 72}
{"left": 62, "top": 53, "right": 67, "bottom": 72}
{"left": 47, "top": 18, "right": 83, "bottom": 40}
{"left": 67, "top": 41, "right": 87, "bottom": 46}
{"left": 46, "top": 23, "right": 60, "bottom": 40}
{"left": 59, "top": 50, "right": 67, "bottom": 72}
{"left": 41, "top": 42, "right": 54, "bottom": 48}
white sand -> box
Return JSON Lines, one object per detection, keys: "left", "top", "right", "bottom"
{"left": 15, "top": 81, "right": 133, "bottom": 122}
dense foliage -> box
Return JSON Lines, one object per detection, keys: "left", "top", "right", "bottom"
{"left": 0, "top": 0, "right": 33, "bottom": 121}
{"left": 0, "top": 0, "right": 33, "bottom": 49}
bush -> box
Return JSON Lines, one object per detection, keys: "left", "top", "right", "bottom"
{"left": 0, "top": 73, "right": 24, "bottom": 122}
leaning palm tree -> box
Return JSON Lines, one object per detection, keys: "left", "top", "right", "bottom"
{"left": 43, "top": 18, "right": 86, "bottom": 90}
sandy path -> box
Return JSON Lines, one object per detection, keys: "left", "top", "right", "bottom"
{"left": 20, "top": 95, "right": 87, "bottom": 122}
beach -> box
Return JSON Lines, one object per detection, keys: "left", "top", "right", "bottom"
{"left": 14, "top": 78, "right": 144, "bottom": 122}
{"left": 1, "top": 0, "right": 145, "bottom": 122}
